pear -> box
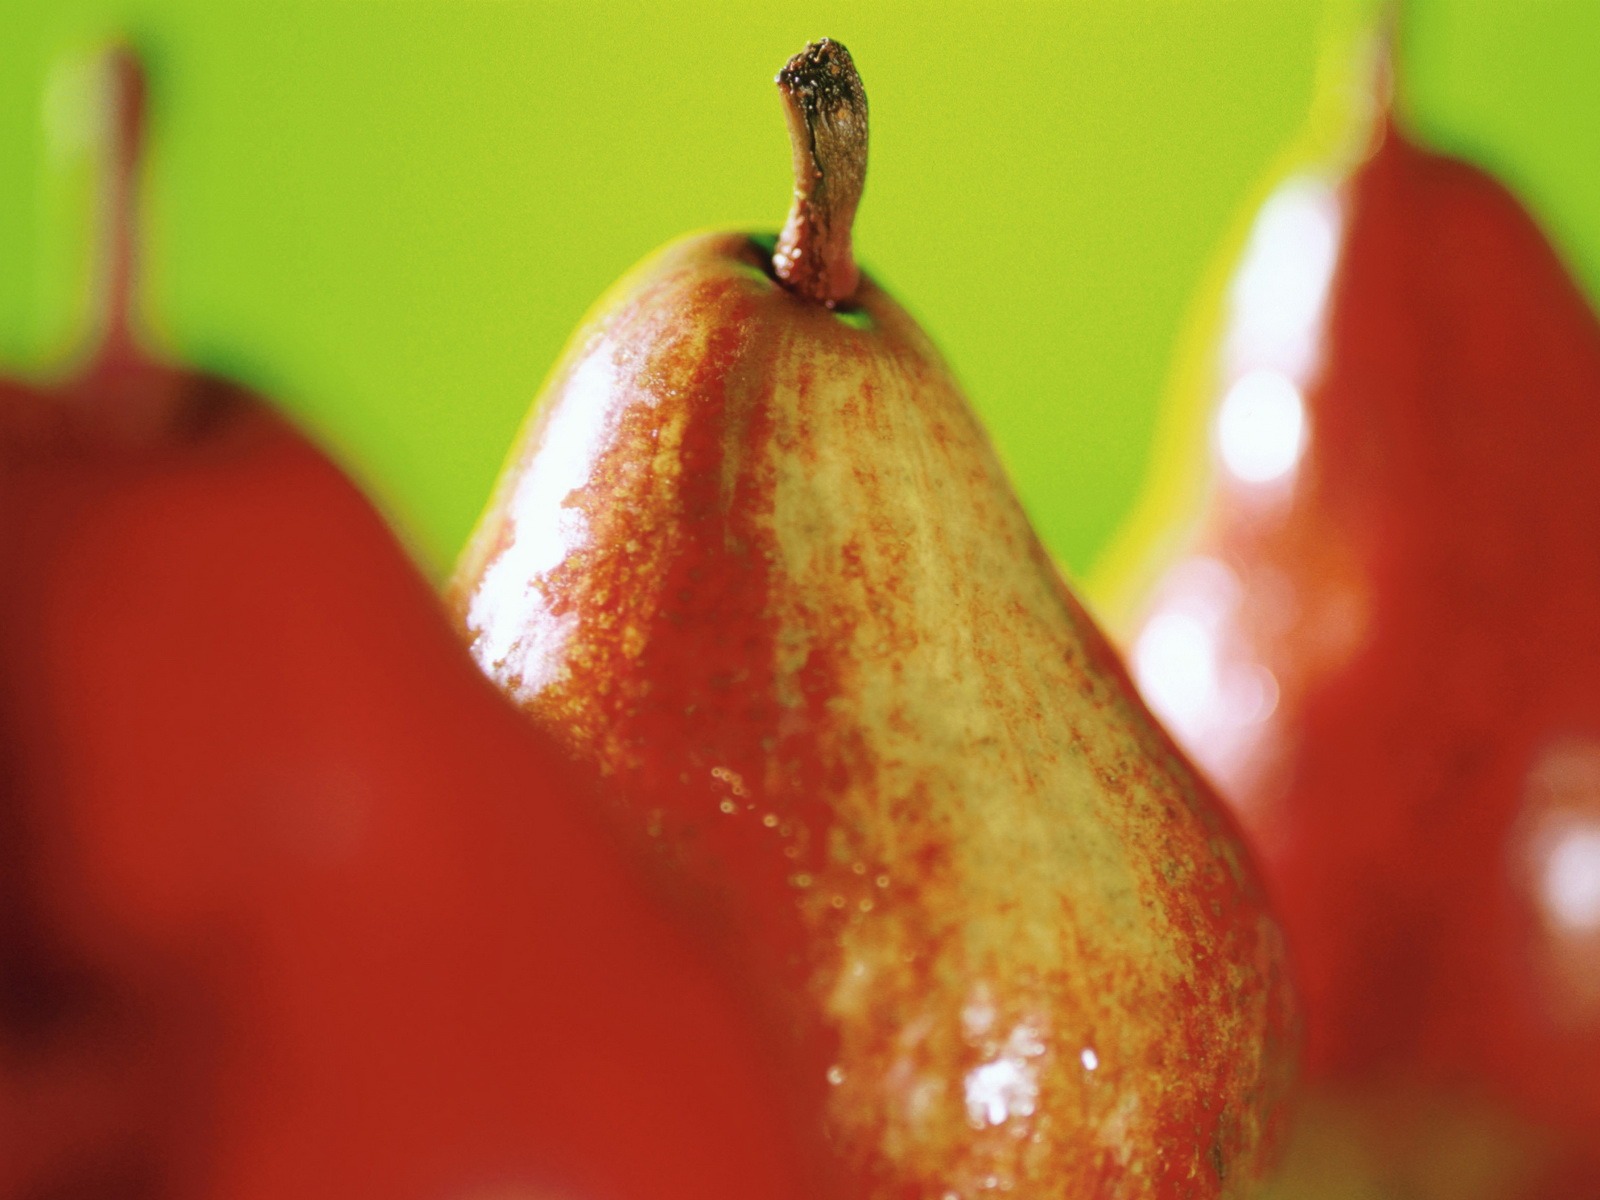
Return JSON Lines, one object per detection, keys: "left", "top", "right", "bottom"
{"left": 452, "top": 39, "right": 1296, "bottom": 1197}
{"left": 1096, "top": 19, "right": 1600, "bottom": 1199}
{"left": 0, "top": 48, "right": 818, "bottom": 1200}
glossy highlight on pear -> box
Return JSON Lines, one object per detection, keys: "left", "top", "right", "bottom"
{"left": 453, "top": 39, "right": 1297, "bottom": 1197}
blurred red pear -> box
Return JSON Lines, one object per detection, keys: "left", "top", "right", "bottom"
{"left": 1110, "top": 26, "right": 1600, "bottom": 1197}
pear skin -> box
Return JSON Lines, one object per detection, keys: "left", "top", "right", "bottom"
{"left": 453, "top": 40, "right": 1296, "bottom": 1199}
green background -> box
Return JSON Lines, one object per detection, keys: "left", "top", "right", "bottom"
{"left": 3, "top": 1, "right": 1598, "bottom": 581}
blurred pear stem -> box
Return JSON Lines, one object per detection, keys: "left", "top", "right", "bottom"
{"left": 96, "top": 46, "right": 145, "bottom": 368}
{"left": 1375, "top": 0, "right": 1401, "bottom": 126}
{"left": 772, "top": 39, "right": 867, "bottom": 308}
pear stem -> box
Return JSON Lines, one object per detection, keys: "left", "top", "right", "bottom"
{"left": 96, "top": 46, "right": 146, "bottom": 369}
{"left": 1374, "top": 0, "right": 1398, "bottom": 118}
{"left": 772, "top": 40, "right": 867, "bottom": 308}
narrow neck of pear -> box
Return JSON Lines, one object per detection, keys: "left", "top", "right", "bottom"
{"left": 772, "top": 40, "right": 867, "bottom": 309}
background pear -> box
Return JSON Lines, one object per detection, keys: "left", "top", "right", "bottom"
{"left": 453, "top": 40, "right": 1297, "bottom": 1198}
{"left": 1096, "top": 19, "right": 1600, "bottom": 1199}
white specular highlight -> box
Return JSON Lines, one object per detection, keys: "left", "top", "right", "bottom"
{"left": 1542, "top": 822, "right": 1600, "bottom": 933}
{"left": 1226, "top": 176, "right": 1343, "bottom": 384}
{"left": 1131, "top": 557, "right": 1279, "bottom": 788}
{"left": 467, "top": 352, "right": 627, "bottom": 699}
{"left": 1217, "top": 369, "right": 1308, "bottom": 485}
{"left": 963, "top": 1021, "right": 1047, "bottom": 1129}
{"left": 1133, "top": 611, "right": 1217, "bottom": 734}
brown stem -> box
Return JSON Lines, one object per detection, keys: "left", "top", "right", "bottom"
{"left": 772, "top": 39, "right": 867, "bottom": 308}
{"left": 96, "top": 45, "right": 146, "bottom": 367}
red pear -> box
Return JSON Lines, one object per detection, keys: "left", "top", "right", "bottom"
{"left": 0, "top": 47, "right": 817, "bottom": 1200}
{"left": 1110, "top": 28, "right": 1600, "bottom": 1197}
{"left": 452, "top": 39, "right": 1297, "bottom": 1198}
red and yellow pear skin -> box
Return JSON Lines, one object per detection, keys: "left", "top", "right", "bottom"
{"left": 0, "top": 49, "right": 817, "bottom": 1200}
{"left": 451, "top": 47, "right": 1297, "bottom": 1194}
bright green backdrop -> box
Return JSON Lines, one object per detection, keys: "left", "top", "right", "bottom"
{"left": 4, "top": 2, "right": 1599, "bottom": 579}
